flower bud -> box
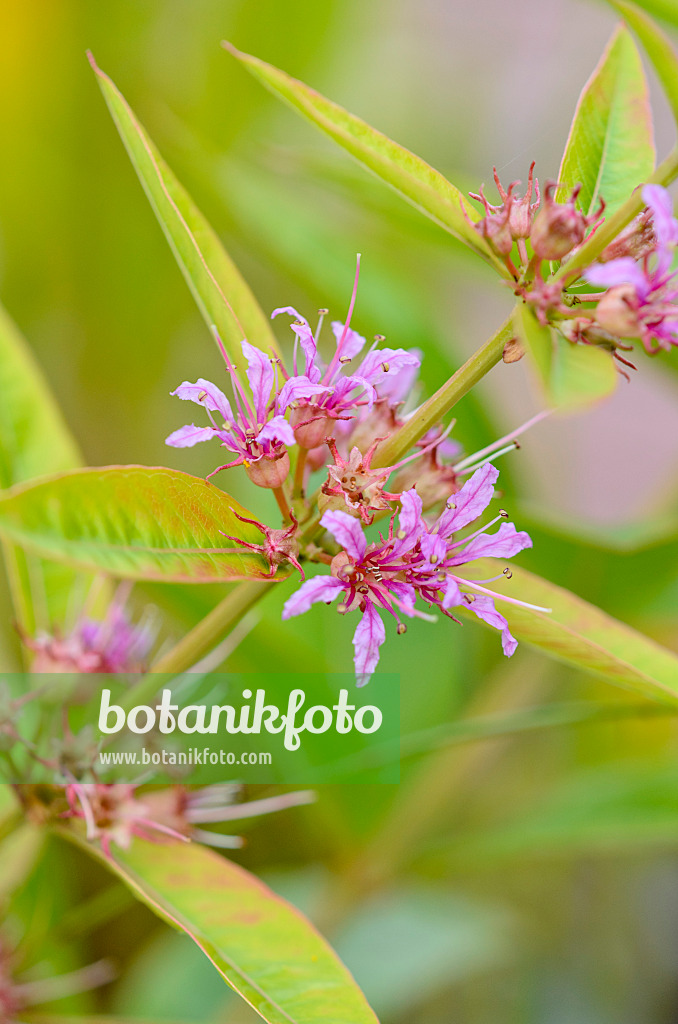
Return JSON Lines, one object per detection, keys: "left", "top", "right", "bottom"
{"left": 594, "top": 285, "right": 640, "bottom": 339}
{"left": 289, "top": 405, "right": 333, "bottom": 449}
{"left": 245, "top": 451, "right": 290, "bottom": 488}
{"left": 531, "top": 182, "right": 603, "bottom": 261}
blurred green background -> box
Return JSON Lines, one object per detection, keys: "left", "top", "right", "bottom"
{"left": 2, "top": 0, "right": 678, "bottom": 1021}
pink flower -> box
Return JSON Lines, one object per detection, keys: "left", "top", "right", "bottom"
{"left": 586, "top": 185, "right": 678, "bottom": 354}
{"left": 283, "top": 463, "right": 541, "bottom": 685}
{"left": 25, "top": 593, "right": 156, "bottom": 674}
{"left": 166, "top": 337, "right": 295, "bottom": 487}
{"left": 271, "top": 258, "right": 419, "bottom": 448}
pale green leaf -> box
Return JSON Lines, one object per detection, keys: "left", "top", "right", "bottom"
{"left": 558, "top": 24, "right": 655, "bottom": 216}
{"left": 89, "top": 54, "right": 280, "bottom": 363}
{"left": 613, "top": 1, "right": 678, "bottom": 127}
{"left": 222, "top": 43, "right": 507, "bottom": 275}
{"left": 67, "top": 833, "right": 379, "bottom": 1024}
{"left": 512, "top": 303, "right": 618, "bottom": 410}
{"left": 0, "top": 467, "right": 284, "bottom": 583}
{"left": 457, "top": 559, "right": 678, "bottom": 701}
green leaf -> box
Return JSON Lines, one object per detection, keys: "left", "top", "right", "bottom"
{"left": 456, "top": 559, "right": 678, "bottom": 701}
{"left": 88, "top": 54, "right": 280, "bottom": 364}
{"left": 558, "top": 24, "right": 655, "bottom": 216}
{"left": 0, "top": 301, "right": 86, "bottom": 633}
{"left": 612, "top": 1, "right": 678, "bottom": 128}
{"left": 222, "top": 43, "right": 507, "bottom": 275}
{"left": 70, "top": 835, "right": 379, "bottom": 1024}
{"left": 0, "top": 467, "right": 283, "bottom": 583}
{"left": 512, "top": 303, "right": 618, "bottom": 410}
{"left": 0, "top": 825, "right": 43, "bottom": 901}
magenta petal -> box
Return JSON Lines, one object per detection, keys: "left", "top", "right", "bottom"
{"left": 330, "top": 373, "right": 378, "bottom": 412}
{"left": 320, "top": 510, "right": 367, "bottom": 561}
{"left": 437, "top": 463, "right": 499, "bottom": 535}
{"left": 467, "top": 595, "right": 511, "bottom": 639}
{"left": 501, "top": 628, "right": 518, "bottom": 657}
{"left": 331, "top": 320, "right": 367, "bottom": 360}
{"left": 242, "top": 340, "right": 274, "bottom": 422}
{"left": 353, "top": 602, "right": 386, "bottom": 687}
{"left": 355, "top": 347, "right": 421, "bottom": 385}
{"left": 256, "top": 415, "right": 296, "bottom": 448}
{"left": 171, "top": 379, "right": 234, "bottom": 422}
{"left": 165, "top": 424, "right": 221, "bottom": 448}
{"left": 271, "top": 305, "right": 308, "bottom": 325}
{"left": 584, "top": 258, "right": 647, "bottom": 292}
{"left": 451, "top": 522, "right": 532, "bottom": 563}
{"left": 277, "top": 377, "right": 331, "bottom": 413}
{"left": 442, "top": 577, "right": 463, "bottom": 609}
{"left": 376, "top": 348, "right": 422, "bottom": 403}
{"left": 642, "top": 184, "right": 678, "bottom": 249}
{"left": 393, "top": 489, "right": 424, "bottom": 555}
{"left": 282, "top": 575, "right": 345, "bottom": 618}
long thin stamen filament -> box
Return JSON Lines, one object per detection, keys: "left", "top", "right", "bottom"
{"left": 325, "top": 253, "right": 361, "bottom": 382}
{"left": 456, "top": 577, "right": 551, "bottom": 612}
{"left": 456, "top": 443, "right": 518, "bottom": 475}
{"left": 453, "top": 409, "right": 551, "bottom": 471}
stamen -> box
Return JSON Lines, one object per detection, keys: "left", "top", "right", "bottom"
{"left": 374, "top": 334, "right": 386, "bottom": 342}
{"left": 389, "top": 419, "right": 456, "bottom": 473}
{"left": 397, "top": 622, "right": 407, "bottom": 634}
{"left": 456, "top": 577, "right": 551, "bottom": 612}
{"left": 455, "top": 442, "right": 518, "bottom": 475}
{"left": 453, "top": 409, "right": 551, "bottom": 472}
{"left": 324, "top": 253, "right": 361, "bottom": 382}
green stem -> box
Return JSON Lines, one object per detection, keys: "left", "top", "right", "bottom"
{"left": 273, "top": 485, "right": 292, "bottom": 522}
{"left": 122, "top": 580, "right": 269, "bottom": 709}
{"left": 553, "top": 145, "right": 678, "bottom": 284}
{"left": 371, "top": 315, "right": 513, "bottom": 469}
{"left": 293, "top": 448, "right": 308, "bottom": 499}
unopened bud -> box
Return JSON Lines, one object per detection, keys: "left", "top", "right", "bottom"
{"left": 531, "top": 181, "right": 603, "bottom": 261}
{"left": 595, "top": 284, "right": 640, "bottom": 339}
{"left": 245, "top": 451, "right": 290, "bottom": 489}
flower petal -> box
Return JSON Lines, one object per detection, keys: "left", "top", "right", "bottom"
{"left": 320, "top": 510, "right": 367, "bottom": 561}
{"left": 377, "top": 348, "right": 422, "bottom": 404}
{"left": 393, "top": 489, "right": 424, "bottom": 555}
{"left": 441, "top": 577, "right": 463, "bottom": 608}
{"left": 642, "top": 184, "right": 678, "bottom": 249}
{"left": 165, "top": 424, "right": 222, "bottom": 448}
{"left": 171, "top": 379, "right": 234, "bottom": 422}
{"left": 450, "top": 522, "right": 533, "bottom": 563}
{"left": 277, "top": 377, "right": 332, "bottom": 413}
{"left": 256, "top": 414, "right": 296, "bottom": 448}
{"left": 355, "top": 347, "right": 421, "bottom": 385}
{"left": 331, "top": 320, "right": 367, "bottom": 360}
{"left": 329, "top": 373, "right": 378, "bottom": 412}
{"left": 436, "top": 463, "right": 499, "bottom": 536}
{"left": 271, "top": 305, "right": 309, "bottom": 325}
{"left": 282, "top": 575, "right": 345, "bottom": 618}
{"left": 585, "top": 258, "right": 648, "bottom": 293}
{"left": 466, "top": 594, "right": 517, "bottom": 656}
{"left": 353, "top": 602, "right": 386, "bottom": 687}
{"left": 242, "top": 340, "right": 274, "bottom": 422}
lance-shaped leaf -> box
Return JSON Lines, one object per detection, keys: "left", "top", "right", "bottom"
{"left": 513, "top": 303, "right": 617, "bottom": 410}
{"left": 0, "top": 467, "right": 283, "bottom": 583}
{"left": 558, "top": 24, "right": 655, "bottom": 217}
{"left": 613, "top": 1, "right": 678, "bottom": 128}
{"left": 456, "top": 559, "right": 678, "bottom": 702}
{"left": 66, "top": 834, "right": 379, "bottom": 1024}
{"left": 88, "top": 54, "right": 280, "bottom": 364}
{"left": 0, "top": 302, "right": 86, "bottom": 633}
{"left": 222, "top": 43, "right": 506, "bottom": 275}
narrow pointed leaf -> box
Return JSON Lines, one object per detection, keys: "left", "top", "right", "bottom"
{"left": 223, "top": 43, "right": 506, "bottom": 274}
{"left": 0, "top": 467, "right": 284, "bottom": 583}
{"left": 457, "top": 558, "right": 678, "bottom": 701}
{"left": 0, "top": 302, "right": 86, "bottom": 632}
{"left": 513, "top": 303, "right": 617, "bottom": 410}
{"left": 558, "top": 24, "right": 655, "bottom": 216}
{"left": 89, "top": 54, "right": 280, "bottom": 363}
{"left": 67, "top": 834, "right": 379, "bottom": 1024}
{"left": 613, "top": 1, "right": 678, "bottom": 128}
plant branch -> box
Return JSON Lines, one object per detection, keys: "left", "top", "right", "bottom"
{"left": 371, "top": 315, "right": 514, "bottom": 469}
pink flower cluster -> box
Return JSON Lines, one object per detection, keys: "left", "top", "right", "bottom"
{"left": 284, "top": 463, "right": 540, "bottom": 685}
